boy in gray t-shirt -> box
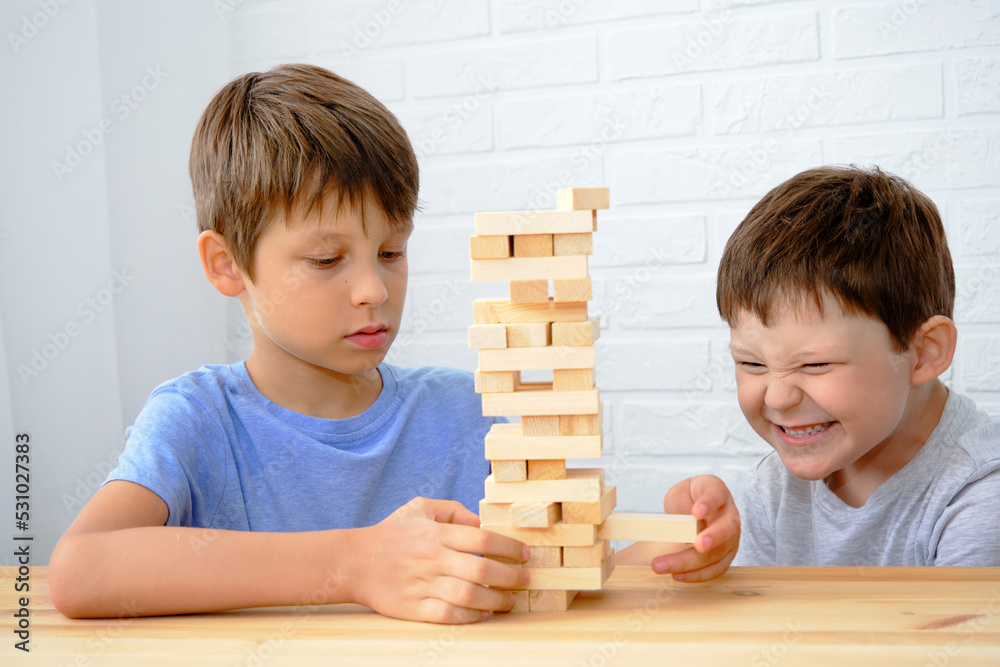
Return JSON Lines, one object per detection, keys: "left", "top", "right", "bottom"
{"left": 716, "top": 165, "right": 1000, "bottom": 566}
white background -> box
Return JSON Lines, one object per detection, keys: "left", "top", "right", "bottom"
{"left": 1, "top": 0, "right": 998, "bottom": 565}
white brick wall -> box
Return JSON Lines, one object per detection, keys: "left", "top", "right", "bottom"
{"left": 227, "top": 0, "right": 1000, "bottom": 511}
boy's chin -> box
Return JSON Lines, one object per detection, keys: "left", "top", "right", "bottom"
{"left": 775, "top": 452, "right": 834, "bottom": 482}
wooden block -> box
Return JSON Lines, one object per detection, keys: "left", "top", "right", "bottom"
{"left": 478, "top": 346, "right": 594, "bottom": 371}
{"left": 556, "top": 187, "right": 610, "bottom": 211}
{"left": 481, "top": 522, "right": 597, "bottom": 547}
{"left": 525, "top": 546, "right": 561, "bottom": 568}
{"left": 597, "top": 512, "right": 698, "bottom": 543}
{"left": 529, "top": 589, "right": 577, "bottom": 612}
{"left": 470, "top": 235, "right": 511, "bottom": 259}
{"left": 511, "top": 502, "right": 561, "bottom": 528}
{"left": 475, "top": 210, "right": 593, "bottom": 236}
{"left": 484, "top": 469, "right": 604, "bottom": 504}
{"left": 528, "top": 459, "right": 566, "bottom": 480}
{"left": 553, "top": 277, "right": 592, "bottom": 303}
{"left": 553, "top": 368, "right": 594, "bottom": 392}
{"left": 551, "top": 317, "right": 601, "bottom": 346}
{"left": 510, "top": 280, "right": 549, "bottom": 303}
{"left": 553, "top": 232, "right": 593, "bottom": 256}
{"left": 470, "top": 256, "right": 588, "bottom": 283}
{"left": 475, "top": 370, "right": 520, "bottom": 393}
{"left": 481, "top": 386, "right": 600, "bottom": 417}
{"left": 492, "top": 460, "right": 526, "bottom": 482}
{"left": 560, "top": 403, "right": 603, "bottom": 436}
{"left": 506, "top": 323, "right": 551, "bottom": 348}
{"left": 468, "top": 324, "right": 507, "bottom": 350}
{"left": 479, "top": 499, "right": 511, "bottom": 525}
{"left": 485, "top": 423, "right": 602, "bottom": 460}
{"left": 473, "top": 298, "right": 588, "bottom": 325}
{"left": 526, "top": 552, "right": 614, "bottom": 590}
{"left": 521, "top": 415, "right": 560, "bottom": 437}
{"left": 563, "top": 539, "right": 614, "bottom": 568}
{"left": 513, "top": 234, "right": 553, "bottom": 257}
{"left": 563, "top": 485, "right": 617, "bottom": 525}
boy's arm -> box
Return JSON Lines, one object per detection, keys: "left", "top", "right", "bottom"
{"left": 617, "top": 475, "right": 741, "bottom": 581}
{"left": 49, "top": 480, "right": 528, "bottom": 623}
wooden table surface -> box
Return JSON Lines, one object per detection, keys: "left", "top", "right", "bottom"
{"left": 3, "top": 566, "right": 1000, "bottom": 666}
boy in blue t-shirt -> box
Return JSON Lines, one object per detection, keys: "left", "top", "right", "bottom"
{"left": 50, "top": 64, "right": 740, "bottom": 623}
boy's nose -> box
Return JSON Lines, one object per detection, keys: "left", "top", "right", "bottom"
{"left": 764, "top": 375, "right": 802, "bottom": 412}
{"left": 352, "top": 263, "right": 389, "bottom": 308}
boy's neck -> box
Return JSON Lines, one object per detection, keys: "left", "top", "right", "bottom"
{"left": 825, "top": 380, "right": 949, "bottom": 508}
{"left": 244, "top": 351, "right": 383, "bottom": 420}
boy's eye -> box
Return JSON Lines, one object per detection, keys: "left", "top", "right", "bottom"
{"left": 736, "top": 361, "right": 766, "bottom": 373}
{"left": 309, "top": 256, "right": 342, "bottom": 268}
{"left": 380, "top": 250, "right": 406, "bottom": 261}
{"left": 802, "top": 363, "right": 831, "bottom": 372}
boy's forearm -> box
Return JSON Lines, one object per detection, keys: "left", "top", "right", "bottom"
{"left": 50, "top": 525, "right": 364, "bottom": 618}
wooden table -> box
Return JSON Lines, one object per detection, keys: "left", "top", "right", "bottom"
{"left": 3, "top": 566, "right": 999, "bottom": 665}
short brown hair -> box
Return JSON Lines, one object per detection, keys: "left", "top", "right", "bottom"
{"left": 189, "top": 63, "right": 418, "bottom": 281}
{"left": 717, "top": 165, "right": 954, "bottom": 350}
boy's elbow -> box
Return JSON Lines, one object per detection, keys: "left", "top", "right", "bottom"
{"left": 49, "top": 536, "right": 102, "bottom": 618}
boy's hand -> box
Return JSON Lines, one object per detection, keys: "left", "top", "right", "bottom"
{"left": 350, "top": 497, "right": 529, "bottom": 624}
{"left": 651, "top": 475, "right": 740, "bottom": 582}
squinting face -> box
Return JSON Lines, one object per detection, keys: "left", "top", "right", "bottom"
{"left": 239, "top": 199, "right": 410, "bottom": 379}
{"left": 729, "top": 293, "right": 917, "bottom": 482}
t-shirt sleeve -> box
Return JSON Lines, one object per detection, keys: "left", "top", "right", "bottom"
{"left": 933, "top": 467, "right": 1000, "bottom": 566}
{"left": 104, "top": 386, "right": 227, "bottom": 527}
{"left": 733, "top": 461, "right": 777, "bottom": 566}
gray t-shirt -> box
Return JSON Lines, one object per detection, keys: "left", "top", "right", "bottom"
{"left": 735, "top": 390, "right": 1000, "bottom": 566}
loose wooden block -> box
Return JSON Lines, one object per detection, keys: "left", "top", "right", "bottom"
{"left": 529, "top": 589, "right": 577, "bottom": 612}
{"left": 521, "top": 415, "right": 560, "bottom": 436}
{"left": 480, "top": 522, "right": 597, "bottom": 547}
{"left": 468, "top": 324, "right": 507, "bottom": 350}
{"left": 513, "top": 234, "right": 553, "bottom": 258}
{"left": 492, "top": 460, "right": 527, "bottom": 482}
{"left": 470, "top": 256, "right": 588, "bottom": 282}
{"left": 528, "top": 459, "right": 567, "bottom": 480}
{"left": 470, "top": 235, "right": 511, "bottom": 259}
{"left": 560, "top": 403, "right": 603, "bottom": 436}
{"left": 477, "top": 346, "right": 594, "bottom": 371}
{"left": 479, "top": 499, "right": 511, "bottom": 525}
{"left": 562, "top": 485, "right": 617, "bottom": 525}
{"left": 475, "top": 210, "right": 593, "bottom": 236}
{"left": 563, "top": 538, "right": 614, "bottom": 568}
{"left": 553, "top": 368, "right": 595, "bottom": 392}
{"left": 474, "top": 370, "right": 520, "bottom": 394}
{"left": 556, "top": 187, "right": 610, "bottom": 211}
{"left": 525, "top": 545, "right": 561, "bottom": 568}
{"left": 551, "top": 317, "right": 601, "bottom": 346}
{"left": 484, "top": 423, "right": 603, "bottom": 460}
{"left": 526, "top": 552, "right": 615, "bottom": 590}
{"left": 510, "top": 502, "right": 561, "bottom": 528}
{"left": 553, "top": 277, "right": 592, "bottom": 303}
{"left": 553, "top": 232, "right": 593, "bottom": 256}
{"left": 506, "top": 323, "right": 551, "bottom": 348}
{"left": 484, "top": 468, "right": 604, "bottom": 503}
{"left": 480, "top": 386, "right": 600, "bottom": 417}
{"left": 509, "top": 280, "right": 549, "bottom": 303}
{"left": 597, "top": 512, "right": 698, "bottom": 544}
{"left": 473, "top": 298, "right": 588, "bottom": 325}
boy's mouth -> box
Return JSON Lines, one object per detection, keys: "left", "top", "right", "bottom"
{"left": 346, "top": 325, "right": 389, "bottom": 349}
{"left": 778, "top": 421, "right": 835, "bottom": 439}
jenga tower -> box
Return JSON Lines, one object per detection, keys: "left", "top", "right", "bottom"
{"left": 469, "top": 187, "right": 699, "bottom": 613}
{"left": 469, "top": 187, "right": 614, "bottom": 612}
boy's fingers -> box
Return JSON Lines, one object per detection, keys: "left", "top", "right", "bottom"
{"left": 416, "top": 497, "right": 482, "bottom": 528}
{"left": 442, "top": 523, "right": 529, "bottom": 564}
{"left": 417, "top": 597, "right": 492, "bottom": 625}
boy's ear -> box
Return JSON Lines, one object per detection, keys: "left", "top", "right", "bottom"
{"left": 197, "top": 230, "right": 247, "bottom": 297}
{"left": 909, "top": 315, "right": 957, "bottom": 385}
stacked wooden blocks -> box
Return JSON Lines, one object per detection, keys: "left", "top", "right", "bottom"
{"left": 469, "top": 187, "right": 613, "bottom": 613}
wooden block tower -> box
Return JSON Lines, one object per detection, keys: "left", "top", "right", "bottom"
{"left": 469, "top": 187, "right": 697, "bottom": 613}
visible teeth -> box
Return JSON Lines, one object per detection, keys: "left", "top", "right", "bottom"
{"left": 782, "top": 422, "right": 831, "bottom": 438}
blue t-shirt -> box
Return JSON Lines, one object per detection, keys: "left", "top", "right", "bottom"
{"left": 105, "top": 362, "right": 496, "bottom": 532}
